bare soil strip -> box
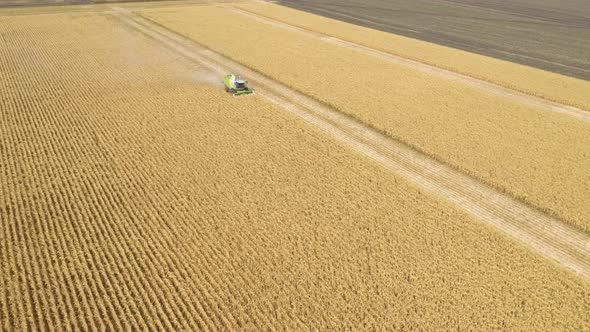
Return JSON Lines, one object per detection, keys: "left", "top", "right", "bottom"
{"left": 227, "top": 6, "right": 590, "bottom": 123}
{"left": 111, "top": 8, "right": 590, "bottom": 280}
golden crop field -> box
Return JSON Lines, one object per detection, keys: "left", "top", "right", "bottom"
{"left": 237, "top": 2, "right": 590, "bottom": 112}
{"left": 142, "top": 6, "right": 590, "bottom": 232}
{"left": 2, "top": 7, "right": 590, "bottom": 331}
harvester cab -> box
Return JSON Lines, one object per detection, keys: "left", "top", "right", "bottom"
{"left": 224, "top": 74, "right": 254, "bottom": 96}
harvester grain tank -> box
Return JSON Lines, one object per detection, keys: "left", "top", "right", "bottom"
{"left": 224, "top": 74, "right": 254, "bottom": 96}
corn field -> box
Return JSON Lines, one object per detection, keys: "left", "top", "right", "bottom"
{"left": 1, "top": 3, "right": 589, "bottom": 331}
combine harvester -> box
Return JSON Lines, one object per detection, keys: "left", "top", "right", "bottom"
{"left": 224, "top": 74, "right": 254, "bottom": 96}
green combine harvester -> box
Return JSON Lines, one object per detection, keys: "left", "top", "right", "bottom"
{"left": 223, "top": 74, "right": 254, "bottom": 96}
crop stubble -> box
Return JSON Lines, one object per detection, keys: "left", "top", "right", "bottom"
{"left": 1, "top": 9, "right": 590, "bottom": 330}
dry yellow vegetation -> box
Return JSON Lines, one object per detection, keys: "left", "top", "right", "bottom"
{"left": 2, "top": 9, "right": 590, "bottom": 331}
{"left": 141, "top": 6, "right": 590, "bottom": 232}
{"left": 236, "top": 2, "right": 590, "bottom": 111}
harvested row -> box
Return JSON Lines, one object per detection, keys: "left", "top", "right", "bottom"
{"left": 1, "top": 9, "right": 590, "bottom": 331}
{"left": 236, "top": 2, "right": 590, "bottom": 111}
{"left": 141, "top": 5, "right": 590, "bottom": 232}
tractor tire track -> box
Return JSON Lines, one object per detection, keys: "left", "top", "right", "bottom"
{"left": 227, "top": 5, "right": 590, "bottom": 123}
{"left": 111, "top": 8, "right": 590, "bottom": 280}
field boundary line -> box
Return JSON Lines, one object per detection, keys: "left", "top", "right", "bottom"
{"left": 111, "top": 8, "right": 590, "bottom": 280}
{"left": 226, "top": 5, "right": 590, "bottom": 123}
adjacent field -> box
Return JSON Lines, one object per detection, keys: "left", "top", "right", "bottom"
{"left": 275, "top": 0, "right": 590, "bottom": 82}
{"left": 141, "top": 6, "right": 590, "bottom": 232}
{"left": 236, "top": 2, "right": 590, "bottom": 112}
{"left": 2, "top": 9, "right": 590, "bottom": 330}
